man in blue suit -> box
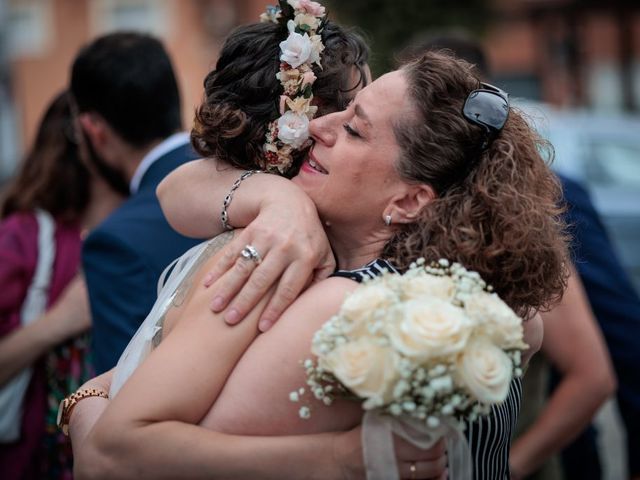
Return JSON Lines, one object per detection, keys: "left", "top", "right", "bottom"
{"left": 70, "top": 33, "right": 200, "bottom": 373}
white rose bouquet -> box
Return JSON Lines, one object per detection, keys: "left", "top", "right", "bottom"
{"left": 291, "top": 259, "right": 528, "bottom": 480}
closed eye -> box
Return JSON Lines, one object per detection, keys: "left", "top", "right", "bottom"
{"left": 343, "top": 123, "right": 361, "bottom": 138}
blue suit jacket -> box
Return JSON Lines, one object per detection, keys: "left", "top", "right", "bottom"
{"left": 83, "top": 143, "right": 200, "bottom": 373}
{"left": 560, "top": 175, "right": 640, "bottom": 475}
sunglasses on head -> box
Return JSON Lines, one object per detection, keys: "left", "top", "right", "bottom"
{"left": 462, "top": 82, "right": 510, "bottom": 151}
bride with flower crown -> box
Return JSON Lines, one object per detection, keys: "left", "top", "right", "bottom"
{"left": 68, "top": 2, "right": 567, "bottom": 479}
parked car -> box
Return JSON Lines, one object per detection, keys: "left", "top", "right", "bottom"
{"left": 519, "top": 102, "right": 640, "bottom": 293}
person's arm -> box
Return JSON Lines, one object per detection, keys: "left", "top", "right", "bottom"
{"left": 0, "top": 274, "right": 90, "bottom": 386}
{"left": 73, "top": 251, "right": 445, "bottom": 480}
{"left": 156, "top": 158, "right": 335, "bottom": 331}
{"left": 509, "top": 267, "right": 616, "bottom": 478}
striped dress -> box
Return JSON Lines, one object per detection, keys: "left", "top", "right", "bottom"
{"left": 333, "top": 259, "right": 523, "bottom": 480}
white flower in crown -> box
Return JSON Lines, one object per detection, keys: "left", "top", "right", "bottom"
{"left": 277, "top": 111, "right": 310, "bottom": 148}
{"left": 262, "top": 0, "right": 326, "bottom": 173}
{"left": 280, "top": 21, "right": 312, "bottom": 68}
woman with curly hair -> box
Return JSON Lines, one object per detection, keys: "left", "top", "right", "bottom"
{"left": 68, "top": 43, "right": 568, "bottom": 478}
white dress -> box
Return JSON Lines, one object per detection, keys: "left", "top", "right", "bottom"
{"left": 109, "top": 231, "right": 234, "bottom": 397}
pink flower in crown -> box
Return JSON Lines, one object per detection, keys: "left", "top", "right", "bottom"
{"left": 302, "top": 70, "right": 316, "bottom": 86}
{"left": 298, "top": 0, "right": 326, "bottom": 16}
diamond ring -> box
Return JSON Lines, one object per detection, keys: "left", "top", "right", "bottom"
{"left": 240, "top": 244, "right": 262, "bottom": 264}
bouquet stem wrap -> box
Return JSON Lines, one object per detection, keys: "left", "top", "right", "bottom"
{"left": 362, "top": 410, "right": 472, "bottom": 480}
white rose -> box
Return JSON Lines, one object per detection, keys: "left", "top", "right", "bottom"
{"left": 464, "top": 292, "right": 527, "bottom": 350}
{"left": 456, "top": 336, "right": 513, "bottom": 404}
{"left": 401, "top": 274, "right": 456, "bottom": 302}
{"left": 279, "top": 27, "right": 312, "bottom": 68}
{"left": 277, "top": 111, "right": 309, "bottom": 148}
{"left": 388, "top": 299, "right": 472, "bottom": 361}
{"left": 341, "top": 284, "right": 396, "bottom": 320}
{"left": 321, "top": 338, "right": 399, "bottom": 404}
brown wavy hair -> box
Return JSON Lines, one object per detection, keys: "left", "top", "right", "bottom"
{"left": 191, "top": 21, "right": 369, "bottom": 177}
{"left": 1, "top": 91, "right": 90, "bottom": 222}
{"left": 383, "top": 52, "right": 569, "bottom": 315}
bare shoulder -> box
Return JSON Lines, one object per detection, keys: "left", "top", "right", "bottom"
{"left": 283, "top": 276, "right": 360, "bottom": 325}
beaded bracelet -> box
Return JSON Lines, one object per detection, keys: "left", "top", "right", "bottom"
{"left": 221, "top": 170, "right": 262, "bottom": 231}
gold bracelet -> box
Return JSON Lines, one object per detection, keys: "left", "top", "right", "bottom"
{"left": 56, "top": 387, "right": 109, "bottom": 436}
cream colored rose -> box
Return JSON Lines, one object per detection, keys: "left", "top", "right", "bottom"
{"left": 388, "top": 299, "right": 472, "bottom": 361}
{"left": 320, "top": 338, "right": 399, "bottom": 404}
{"left": 401, "top": 274, "right": 456, "bottom": 302}
{"left": 339, "top": 284, "right": 397, "bottom": 336}
{"left": 464, "top": 292, "right": 527, "bottom": 350}
{"left": 456, "top": 336, "right": 513, "bottom": 404}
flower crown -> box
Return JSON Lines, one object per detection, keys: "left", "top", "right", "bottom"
{"left": 260, "top": 0, "right": 327, "bottom": 174}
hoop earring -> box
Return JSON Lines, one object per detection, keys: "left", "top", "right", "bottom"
{"left": 384, "top": 214, "right": 392, "bottom": 226}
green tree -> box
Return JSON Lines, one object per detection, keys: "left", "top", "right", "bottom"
{"left": 325, "top": 0, "right": 490, "bottom": 75}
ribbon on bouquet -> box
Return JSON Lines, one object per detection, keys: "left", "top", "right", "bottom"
{"left": 362, "top": 410, "right": 472, "bottom": 480}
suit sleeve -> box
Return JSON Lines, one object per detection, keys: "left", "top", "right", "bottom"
{"left": 82, "top": 229, "right": 158, "bottom": 374}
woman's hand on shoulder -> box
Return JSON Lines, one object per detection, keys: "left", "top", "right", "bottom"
{"left": 202, "top": 179, "right": 335, "bottom": 332}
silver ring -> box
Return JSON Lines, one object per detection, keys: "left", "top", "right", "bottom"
{"left": 240, "top": 244, "right": 262, "bottom": 264}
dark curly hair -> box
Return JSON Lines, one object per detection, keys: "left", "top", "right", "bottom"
{"left": 191, "top": 20, "right": 369, "bottom": 176}
{"left": 383, "top": 51, "right": 569, "bottom": 316}
{"left": 1, "top": 91, "right": 90, "bottom": 222}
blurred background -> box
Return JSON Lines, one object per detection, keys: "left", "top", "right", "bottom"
{"left": 0, "top": 1, "right": 638, "bottom": 478}
{"left": 1, "top": 0, "right": 639, "bottom": 292}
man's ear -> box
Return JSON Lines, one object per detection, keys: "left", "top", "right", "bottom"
{"left": 78, "top": 113, "right": 107, "bottom": 150}
{"left": 385, "top": 184, "right": 436, "bottom": 224}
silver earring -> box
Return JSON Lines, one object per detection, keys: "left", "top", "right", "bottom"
{"left": 384, "top": 215, "right": 392, "bottom": 226}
